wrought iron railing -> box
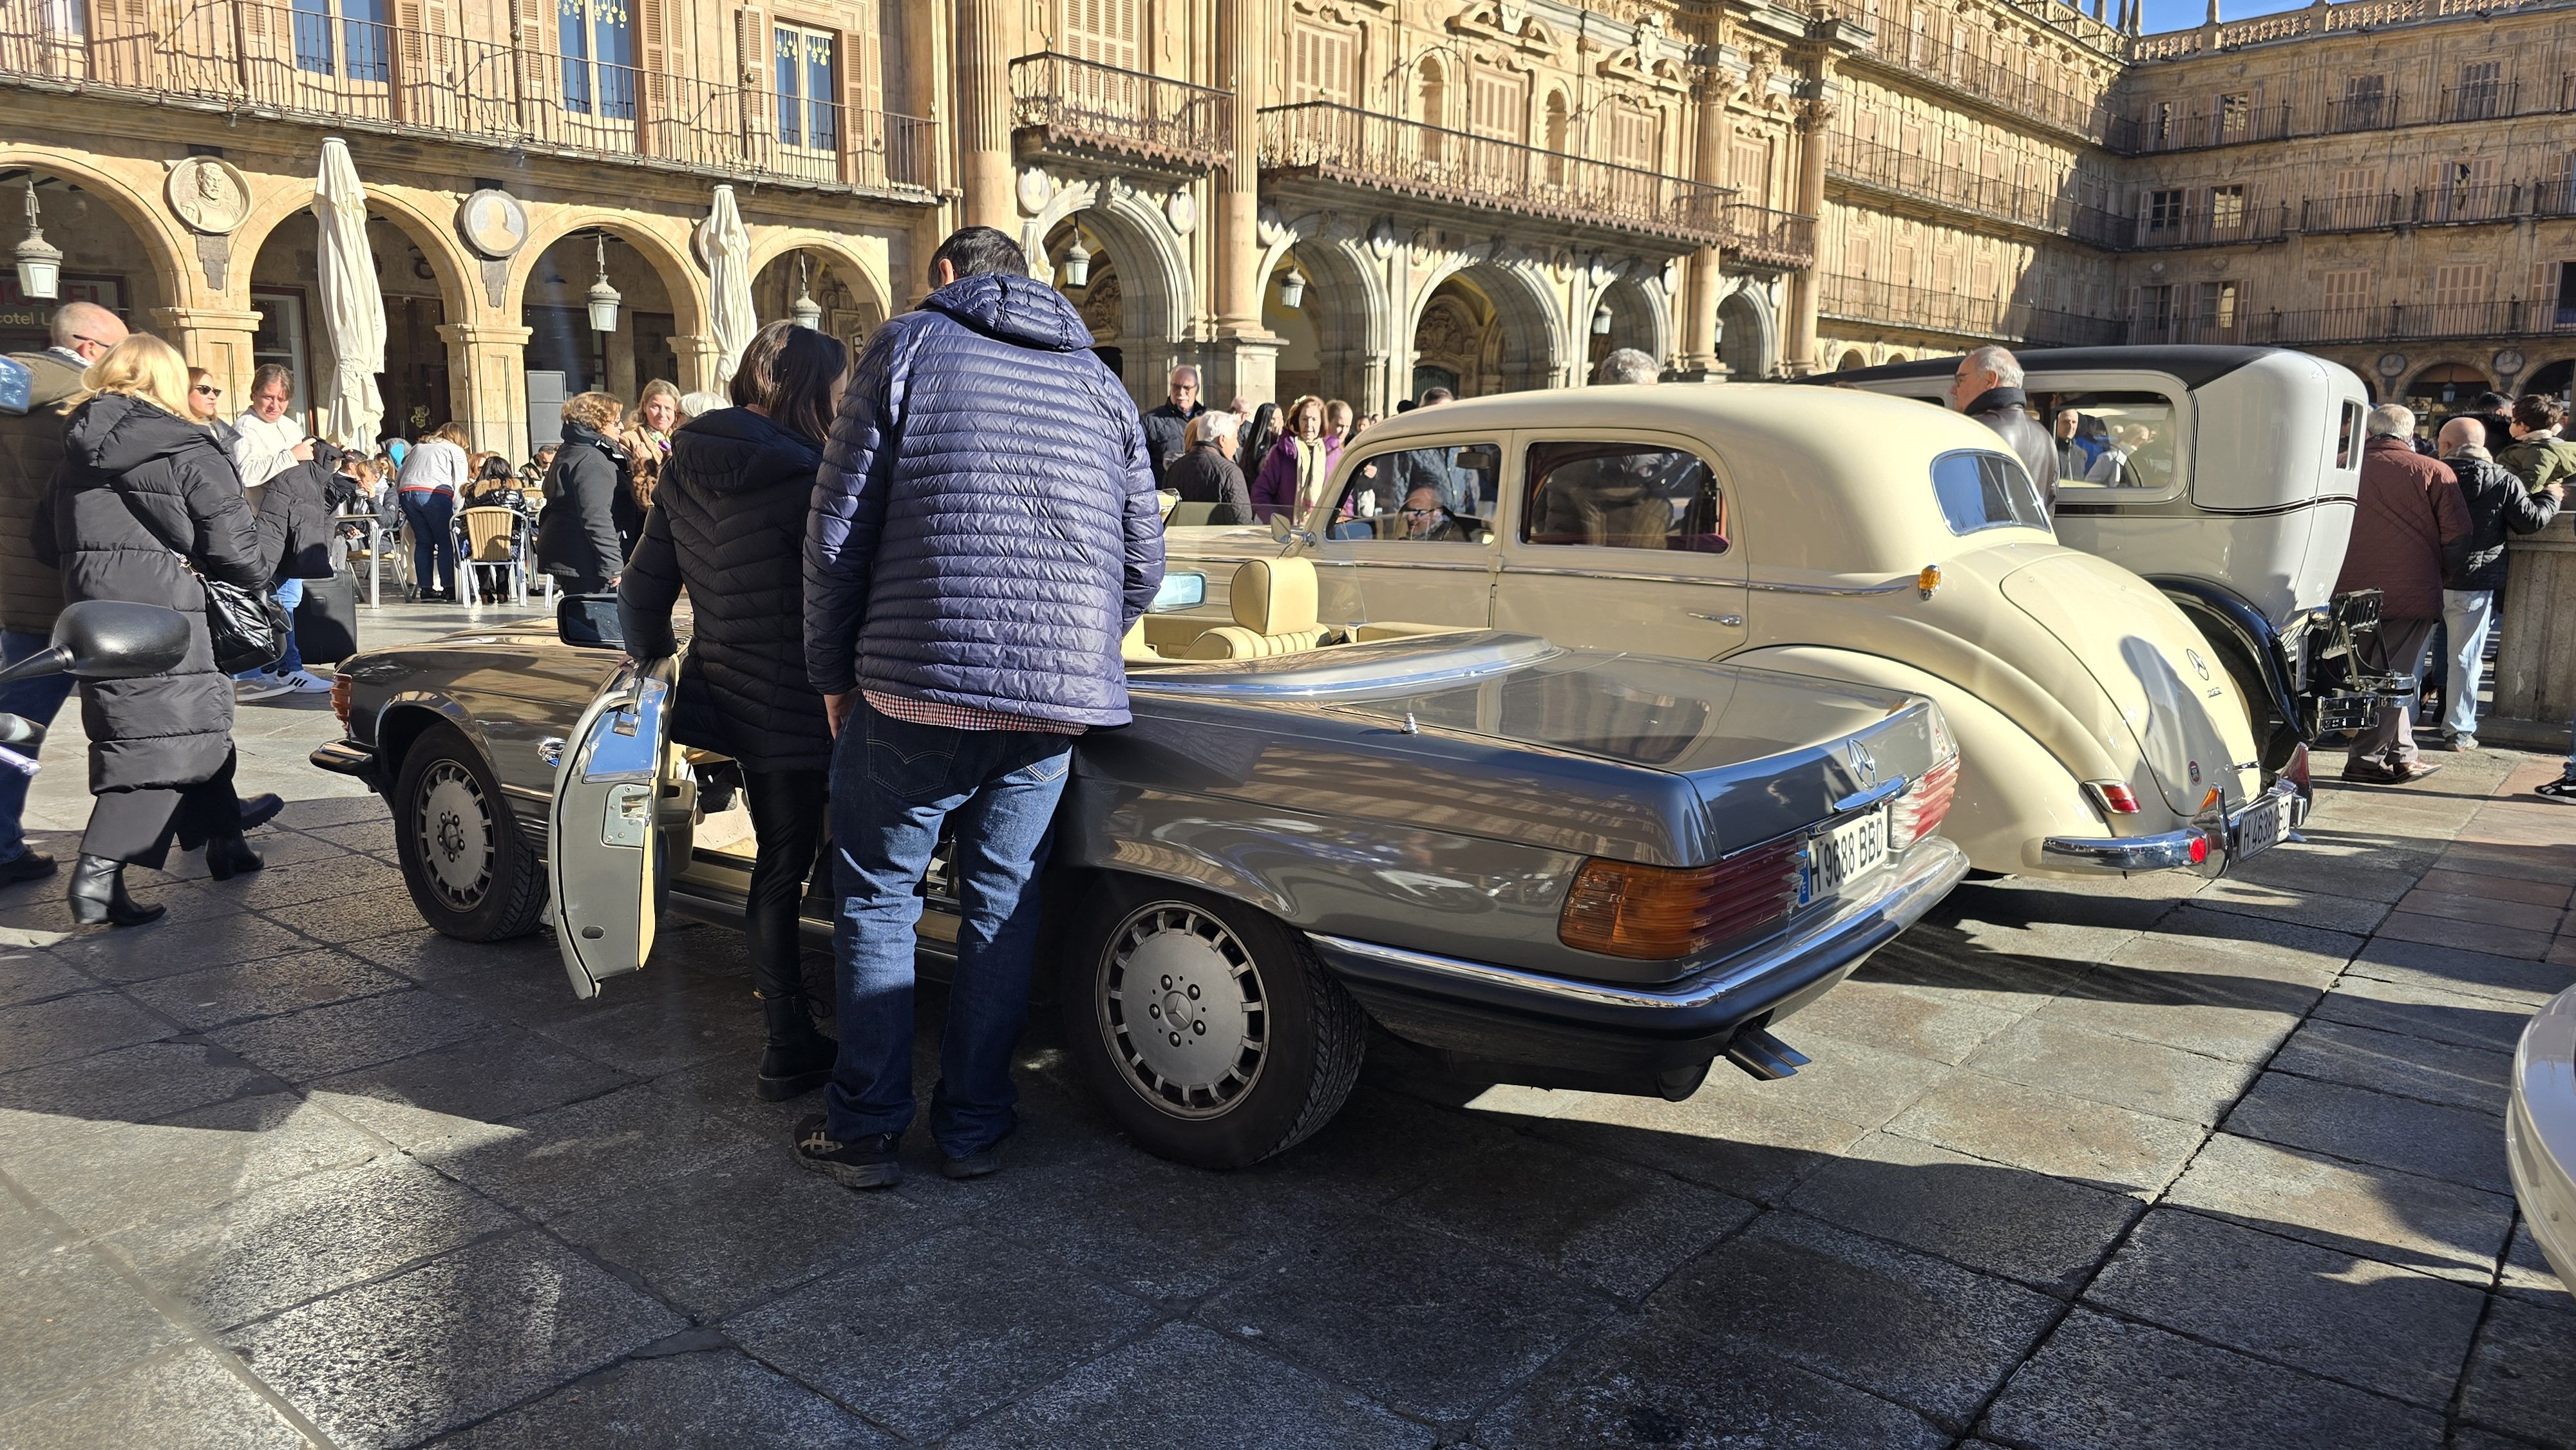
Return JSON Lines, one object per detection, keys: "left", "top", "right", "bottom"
{"left": 1825, "top": 131, "right": 2125, "bottom": 246}
{"left": 2129, "top": 0, "right": 2573, "bottom": 60}
{"left": 0, "top": 0, "right": 937, "bottom": 196}
{"left": 1257, "top": 101, "right": 1737, "bottom": 247}
{"left": 2125, "top": 200, "right": 2291, "bottom": 248}
{"left": 1008, "top": 52, "right": 1229, "bottom": 171}
{"left": 2124, "top": 102, "right": 2295, "bottom": 152}
{"left": 1723, "top": 202, "right": 1817, "bottom": 270}
{"left": 1804, "top": 0, "right": 2123, "bottom": 143}
{"left": 2136, "top": 299, "right": 2576, "bottom": 346}
{"left": 2300, "top": 192, "right": 2408, "bottom": 232}
{"left": 2324, "top": 91, "right": 2403, "bottom": 133}
{"left": 1819, "top": 273, "right": 2125, "bottom": 347}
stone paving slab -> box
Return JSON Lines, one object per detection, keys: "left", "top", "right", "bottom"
{"left": 0, "top": 605, "right": 2568, "bottom": 1447}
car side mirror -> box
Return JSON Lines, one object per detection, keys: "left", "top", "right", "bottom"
{"left": 1, "top": 601, "right": 194, "bottom": 683}
{"left": 1150, "top": 572, "right": 1207, "bottom": 612}
{"left": 557, "top": 593, "right": 624, "bottom": 650}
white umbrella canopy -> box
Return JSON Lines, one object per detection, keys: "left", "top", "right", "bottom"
{"left": 699, "top": 184, "right": 757, "bottom": 384}
{"left": 311, "top": 138, "right": 386, "bottom": 450}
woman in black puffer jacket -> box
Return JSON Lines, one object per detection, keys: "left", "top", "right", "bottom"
{"left": 535, "top": 391, "right": 630, "bottom": 594}
{"left": 619, "top": 321, "right": 849, "bottom": 1100}
{"left": 47, "top": 337, "right": 272, "bottom": 925}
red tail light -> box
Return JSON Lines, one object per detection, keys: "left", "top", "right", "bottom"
{"left": 1891, "top": 755, "right": 1959, "bottom": 847}
{"left": 1560, "top": 839, "right": 1801, "bottom": 960}
{"left": 2084, "top": 781, "right": 2143, "bottom": 816}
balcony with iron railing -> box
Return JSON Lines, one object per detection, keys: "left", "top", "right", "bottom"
{"left": 2127, "top": 0, "right": 2576, "bottom": 62}
{"left": 1819, "top": 273, "right": 2126, "bottom": 347}
{"left": 2134, "top": 299, "right": 2576, "bottom": 347}
{"left": 1007, "top": 52, "right": 1229, "bottom": 175}
{"left": 0, "top": 0, "right": 937, "bottom": 198}
{"left": 2300, "top": 192, "right": 2408, "bottom": 233}
{"left": 1725, "top": 203, "right": 1817, "bottom": 271}
{"left": 1256, "top": 102, "right": 1740, "bottom": 249}
{"left": 2125, "top": 200, "right": 2291, "bottom": 249}
{"left": 2115, "top": 70, "right": 2576, "bottom": 153}
{"left": 2324, "top": 92, "right": 2404, "bottom": 133}
{"left": 1805, "top": 0, "right": 2123, "bottom": 144}
{"left": 1826, "top": 131, "right": 2126, "bottom": 247}
{"left": 2124, "top": 102, "right": 2295, "bottom": 153}
{"left": 2288, "top": 179, "right": 2576, "bottom": 235}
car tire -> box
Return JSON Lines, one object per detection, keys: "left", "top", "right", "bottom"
{"left": 1060, "top": 878, "right": 1367, "bottom": 1169}
{"left": 392, "top": 722, "right": 547, "bottom": 941}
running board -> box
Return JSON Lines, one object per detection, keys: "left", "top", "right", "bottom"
{"left": 1725, "top": 1026, "right": 1811, "bottom": 1082}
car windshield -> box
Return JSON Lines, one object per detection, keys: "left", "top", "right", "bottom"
{"left": 1929, "top": 450, "right": 2051, "bottom": 535}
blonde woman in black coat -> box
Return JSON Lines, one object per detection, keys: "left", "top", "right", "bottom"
{"left": 48, "top": 336, "right": 272, "bottom": 925}
{"left": 618, "top": 322, "right": 849, "bottom": 1099}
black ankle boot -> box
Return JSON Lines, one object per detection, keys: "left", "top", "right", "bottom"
{"left": 205, "top": 835, "right": 264, "bottom": 881}
{"left": 67, "top": 856, "right": 164, "bottom": 927}
{"left": 755, "top": 992, "right": 838, "bottom": 1101}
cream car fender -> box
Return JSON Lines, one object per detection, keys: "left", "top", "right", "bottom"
{"left": 1724, "top": 645, "right": 2115, "bottom": 878}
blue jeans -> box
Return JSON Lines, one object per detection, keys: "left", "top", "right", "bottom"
{"left": 0, "top": 628, "right": 77, "bottom": 864}
{"left": 2441, "top": 589, "right": 2494, "bottom": 738}
{"left": 823, "top": 700, "right": 1075, "bottom": 1156}
{"left": 231, "top": 576, "right": 304, "bottom": 681}
{"left": 401, "top": 490, "right": 455, "bottom": 596}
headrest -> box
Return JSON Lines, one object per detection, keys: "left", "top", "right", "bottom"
{"left": 1230, "top": 558, "right": 1319, "bottom": 636}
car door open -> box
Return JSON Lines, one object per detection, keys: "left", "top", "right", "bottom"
{"left": 550, "top": 654, "right": 691, "bottom": 999}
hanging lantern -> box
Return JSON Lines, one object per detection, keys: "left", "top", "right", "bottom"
{"left": 1061, "top": 229, "right": 1092, "bottom": 290}
{"left": 15, "top": 180, "right": 62, "bottom": 305}
{"left": 789, "top": 252, "right": 823, "bottom": 331}
{"left": 1591, "top": 301, "right": 1615, "bottom": 336}
{"left": 585, "top": 233, "right": 621, "bottom": 333}
{"left": 1278, "top": 265, "right": 1306, "bottom": 310}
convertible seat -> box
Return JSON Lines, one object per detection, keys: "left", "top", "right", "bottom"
{"left": 1185, "top": 558, "right": 1330, "bottom": 659}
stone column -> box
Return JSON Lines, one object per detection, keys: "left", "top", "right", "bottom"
{"left": 956, "top": 0, "right": 1016, "bottom": 231}
{"left": 437, "top": 322, "right": 533, "bottom": 464}
{"left": 1206, "top": 0, "right": 1278, "bottom": 408}
{"left": 2489, "top": 520, "right": 2576, "bottom": 748}
{"left": 1782, "top": 98, "right": 1833, "bottom": 377}
{"left": 1680, "top": 68, "right": 1735, "bottom": 377}
{"left": 153, "top": 306, "right": 263, "bottom": 410}
{"left": 669, "top": 334, "right": 724, "bottom": 397}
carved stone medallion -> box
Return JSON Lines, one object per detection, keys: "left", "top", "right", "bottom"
{"left": 457, "top": 189, "right": 531, "bottom": 261}
{"left": 166, "top": 156, "right": 251, "bottom": 236}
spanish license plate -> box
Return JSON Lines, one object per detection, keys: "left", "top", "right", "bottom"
{"left": 2233, "top": 795, "right": 2287, "bottom": 861}
{"left": 1801, "top": 806, "right": 1891, "bottom": 907}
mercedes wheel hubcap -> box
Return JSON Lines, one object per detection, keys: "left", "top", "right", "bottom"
{"left": 415, "top": 762, "right": 493, "bottom": 910}
{"left": 1099, "top": 903, "right": 1267, "bottom": 1119}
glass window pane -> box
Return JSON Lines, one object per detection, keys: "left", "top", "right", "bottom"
{"left": 1336, "top": 444, "right": 1501, "bottom": 542}
{"left": 343, "top": 0, "right": 387, "bottom": 82}
{"left": 775, "top": 26, "right": 801, "bottom": 144}
{"left": 2034, "top": 390, "right": 2181, "bottom": 496}
{"left": 294, "top": 0, "right": 335, "bottom": 75}
{"left": 1522, "top": 442, "right": 1727, "bottom": 554}
{"left": 560, "top": 0, "right": 591, "bottom": 112}
{"left": 807, "top": 32, "right": 837, "bottom": 151}
{"left": 593, "top": 0, "right": 633, "bottom": 118}
{"left": 1928, "top": 450, "right": 2050, "bottom": 532}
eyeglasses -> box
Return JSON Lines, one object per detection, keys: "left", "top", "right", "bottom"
{"left": 73, "top": 335, "right": 115, "bottom": 352}
{"left": 193, "top": 385, "right": 222, "bottom": 398}
{"left": 1401, "top": 507, "right": 1442, "bottom": 519}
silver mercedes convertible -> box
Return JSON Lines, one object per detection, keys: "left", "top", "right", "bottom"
{"left": 310, "top": 560, "right": 1967, "bottom": 1167}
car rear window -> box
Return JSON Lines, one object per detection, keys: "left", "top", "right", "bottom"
{"left": 1930, "top": 450, "right": 2051, "bottom": 535}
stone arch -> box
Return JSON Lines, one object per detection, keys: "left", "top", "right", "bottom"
{"left": 1837, "top": 348, "right": 1869, "bottom": 371}
{"left": 744, "top": 227, "right": 893, "bottom": 332}
{"left": 2527, "top": 357, "right": 2575, "bottom": 402}
{"left": 1258, "top": 214, "right": 1389, "bottom": 410}
{"left": 233, "top": 179, "right": 477, "bottom": 321}
{"left": 0, "top": 148, "right": 194, "bottom": 313}
{"left": 1717, "top": 285, "right": 1777, "bottom": 380}
{"left": 1409, "top": 254, "right": 1566, "bottom": 394}
{"left": 514, "top": 209, "right": 708, "bottom": 338}
{"left": 2404, "top": 359, "right": 2488, "bottom": 413}
{"left": 1022, "top": 178, "right": 1195, "bottom": 404}
{"left": 1593, "top": 270, "right": 1671, "bottom": 377}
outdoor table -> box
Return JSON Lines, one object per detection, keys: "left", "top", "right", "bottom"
{"left": 332, "top": 513, "right": 385, "bottom": 607}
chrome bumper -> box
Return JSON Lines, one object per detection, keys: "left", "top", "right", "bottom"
{"left": 309, "top": 739, "right": 379, "bottom": 780}
{"left": 2039, "top": 776, "right": 2307, "bottom": 876}
{"left": 1306, "top": 837, "right": 1968, "bottom": 1074}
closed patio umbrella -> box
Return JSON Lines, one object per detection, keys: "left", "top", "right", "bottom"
{"left": 312, "top": 138, "right": 386, "bottom": 450}
{"left": 699, "top": 184, "right": 756, "bottom": 384}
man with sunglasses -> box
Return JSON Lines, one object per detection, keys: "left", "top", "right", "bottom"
{"left": 0, "top": 302, "right": 129, "bottom": 884}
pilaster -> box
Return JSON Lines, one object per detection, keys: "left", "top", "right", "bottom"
{"left": 437, "top": 322, "right": 533, "bottom": 463}
{"left": 152, "top": 307, "right": 263, "bottom": 410}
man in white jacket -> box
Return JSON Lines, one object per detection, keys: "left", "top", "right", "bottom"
{"left": 229, "top": 365, "right": 330, "bottom": 696}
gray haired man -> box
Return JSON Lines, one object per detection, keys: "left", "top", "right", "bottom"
{"left": 1949, "top": 345, "right": 2060, "bottom": 510}
{"left": 1593, "top": 348, "right": 1659, "bottom": 386}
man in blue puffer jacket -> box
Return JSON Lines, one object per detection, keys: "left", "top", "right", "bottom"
{"left": 797, "top": 225, "right": 1165, "bottom": 1187}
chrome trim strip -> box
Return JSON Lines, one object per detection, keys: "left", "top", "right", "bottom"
{"left": 1830, "top": 776, "right": 1910, "bottom": 816}
{"left": 1134, "top": 636, "right": 1560, "bottom": 699}
{"left": 1741, "top": 576, "right": 1918, "bottom": 597}
{"left": 1500, "top": 565, "right": 1745, "bottom": 586}
{"left": 1311, "top": 838, "right": 1965, "bottom": 1015}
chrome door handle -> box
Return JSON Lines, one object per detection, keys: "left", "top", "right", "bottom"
{"left": 1690, "top": 612, "right": 1745, "bottom": 626}
{"left": 537, "top": 737, "right": 565, "bottom": 768}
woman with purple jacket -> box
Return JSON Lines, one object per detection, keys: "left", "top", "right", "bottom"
{"left": 1249, "top": 394, "right": 1341, "bottom": 523}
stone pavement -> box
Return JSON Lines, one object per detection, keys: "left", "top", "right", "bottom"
{"left": 0, "top": 600, "right": 2572, "bottom": 1448}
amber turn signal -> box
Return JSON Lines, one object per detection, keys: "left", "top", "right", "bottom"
{"left": 1917, "top": 565, "right": 1942, "bottom": 598}
{"left": 1559, "top": 842, "right": 1800, "bottom": 961}
{"left": 330, "top": 673, "right": 352, "bottom": 728}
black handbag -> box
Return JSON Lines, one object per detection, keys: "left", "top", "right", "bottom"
{"left": 200, "top": 572, "right": 291, "bottom": 675}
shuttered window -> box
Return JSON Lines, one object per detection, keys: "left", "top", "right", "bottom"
{"left": 2322, "top": 268, "right": 2370, "bottom": 317}
{"left": 2433, "top": 263, "right": 2487, "bottom": 308}
{"left": 1289, "top": 24, "right": 1353, "bottom": 102}
{"left": 1470, "top": 70, "right": 1526, "bottom": 142}
{"left": 1063, "top": 0, "right": 1137, "bottom": 71}
{"left": 1612, "top": 104, "right": 1660, "bottom": 173}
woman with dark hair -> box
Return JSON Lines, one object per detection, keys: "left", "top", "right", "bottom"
{"left": 1249, "top": 394, "right": 1341, "bottom": 523}
{"left": 618, "top": 320, "right": 850, "bottom": 1099}
{"left": 534, "top": 391, "right": 629, "bottom": 594}
{"left": 1238, "top": 400, "right": 1281, "bottom": 483}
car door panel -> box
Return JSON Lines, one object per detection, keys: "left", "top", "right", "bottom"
{"left": 1493, "top": 428, "right": 1749, "bottom": 658}
{"left": 550, "top": 655, "right": 691, "bottom": 999}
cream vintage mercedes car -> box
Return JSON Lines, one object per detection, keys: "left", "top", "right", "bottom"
{"left": 1163, "top": 384, "right": 2301, "bottom": 878}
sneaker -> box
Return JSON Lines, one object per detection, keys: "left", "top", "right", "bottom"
{"left": 0, "top": 851, "right": 55, "bottom": 885}
{"left": 2535, "top": 777, "right": 2576, "bottom": 801}
{"left": 2442, "top": 733, "right": 2479, "bottom": 752}
{"left": 234, "top": 677, "right": 292, "bottom": 702}
{"left": 938, "top": 1140, "right": 1007, "bottom": 1180}
{"left": 794, "top": 1115, "right": 902, "bottom": 1189}
{"left": 276, "top": 670, "right": 334, "bottom": 693}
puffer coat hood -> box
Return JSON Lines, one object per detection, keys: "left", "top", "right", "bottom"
{"left": 618, "top": 407, "right": 831, "bottom": 772}
{"left": 50, "top": 393, "right": 268, "bottom": 791}
{"left": 804, "top": 272, "right": 1166, "bottom": 728}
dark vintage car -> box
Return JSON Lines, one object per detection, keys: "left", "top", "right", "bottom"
{"left": 312, "top": 562, "right": 1967, "bottom": 1167}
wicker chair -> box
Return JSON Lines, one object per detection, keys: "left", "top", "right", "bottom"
{"left": 459, "top": 506, "right": 526, "bottom": 605}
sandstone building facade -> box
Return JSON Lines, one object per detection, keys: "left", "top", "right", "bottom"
{"left": 1, "top": 0, "right": 2568, "bottom": 460}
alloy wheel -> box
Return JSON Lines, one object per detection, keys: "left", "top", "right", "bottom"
{"left": 1097, "top": 902, "right": 1269, "bottom": 1119}
{"left": 413, "top": 760, "right": 493, "bottom": 910}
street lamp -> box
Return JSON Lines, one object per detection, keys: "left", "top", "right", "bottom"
{"left": 1277, "top": 265, "right": 1306, "bottom": 310}
{"left": 15, "top": 180, "right": 61, "bottom": 304}
{"left": 585, "top": 232, "right": 621, "bottom": 333}
{"left": 789, "top": 252, "right": 823, "bottom": 330}
{"left": 1060, "top": 229, "right": 1092, "bottom": 290}
{"left": 1591, "top": 301, "right": 1615, "bottom": 337}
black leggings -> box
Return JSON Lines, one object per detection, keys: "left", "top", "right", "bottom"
{"left": 82, "top": 748, "right": 243, "bottom": 869}
{"left": 742, "top": 768, "right": 828, "bottom": 999}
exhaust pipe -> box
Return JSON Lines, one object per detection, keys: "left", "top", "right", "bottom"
{"left": 1725, "top": 1026, "right": 1810, "bottom": 1082}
